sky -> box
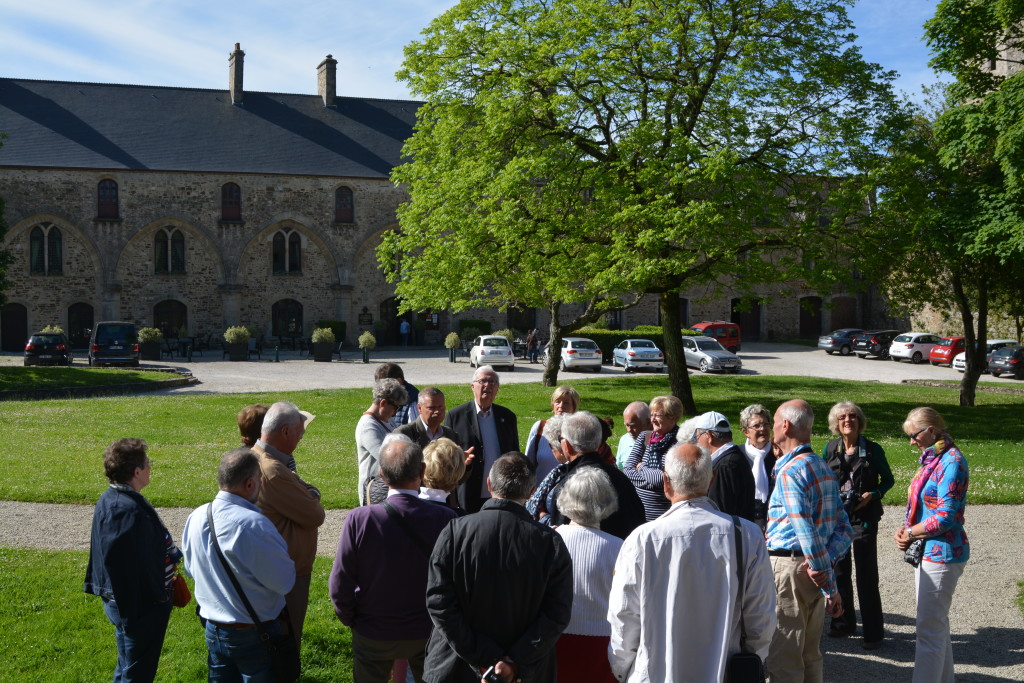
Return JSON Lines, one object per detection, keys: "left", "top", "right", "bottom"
{"left": 0, "top": 0, "right": 941, "bottom": 102}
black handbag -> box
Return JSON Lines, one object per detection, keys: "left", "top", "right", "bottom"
{"left": 206, "top": 505, "right": 300, "bottom": 683}
{"left": 726, "top": 515, "right": 766, "bottom": 683}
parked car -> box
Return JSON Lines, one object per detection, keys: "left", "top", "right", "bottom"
{"left": 888, "top": 332, "right": 941, "bottom": 364}
{"left": 88, "top": 321, "right": 139, "bottom": 367}
{"left": 469, "top": 335, "right": 516, "bottom": 371}
{"left": 989, "top": 346, "right": 1024, "bottom": 379}
{"left": 546, "top": 336, "right": 602, "bottom": 373}
{"left": 682, "top": 335, "right": 742, "bottom": 373}
{"left": 928, "top": 336, "right": 966, "bottom": 366}
{"left": 817, "top": 328, "right": 864, "bottom": 356}
{"left": 853, "top": 330, "right": 900, "bottom": 359}
{"left": 689, "top": 321, "right": 742, "bottom": 353}
{"left": 23, "top": 331, "right": 74, "bottom": 366}
{"left": 953, "top": 339, "right": 1019, "bottom": 372}
{"left": 612, "top": 339, "right": 665, "bottom": 372}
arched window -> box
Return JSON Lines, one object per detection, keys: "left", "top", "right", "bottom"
{"left": 154, "top": 227, "right": 186, "bottom": 274}
{"left": 29, "top": 223, "right": 62, "bottom": 275}
{"left": 222, "top": 183, "right": 242, "bottom": 221}
{"left": 334, "top": 186, "right": 354, "bottom": 223}
{"left": 97, "top": 179, "right": 119, "bottom": 219}
{"left": 272, "top": 229, "right": 302, "bottom": 274}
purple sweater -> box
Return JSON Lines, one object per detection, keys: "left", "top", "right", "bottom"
{"left": 329, "top": 492, "right": 456, "bottom": 640}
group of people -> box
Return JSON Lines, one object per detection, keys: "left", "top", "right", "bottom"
{"left": 84, "top": 362, "right": 970, "bottom": 683}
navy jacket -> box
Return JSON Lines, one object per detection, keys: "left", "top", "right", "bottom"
{"left": 708, "top": 444, "right": 757, "bottom": 522}
{"left": 444, "top": 401, "right": 520, "bottom": 513}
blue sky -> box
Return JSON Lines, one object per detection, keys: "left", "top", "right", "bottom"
{"left": 0, "top": 0, "right": 939, "bottom": 101}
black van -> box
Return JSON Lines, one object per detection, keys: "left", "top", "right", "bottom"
{"left": 88, "top": 322, "right": 140, "bottom": 367}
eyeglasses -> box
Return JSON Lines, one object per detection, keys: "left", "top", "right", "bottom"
{"left": 908, "top": 427, "right": 928, "bottom": 441}
{"left": 744, "top": 422, "right": 769, "bottom": 431}
{"left": 650, "top": 413, "right": 667, "bottom": 420}
{"left": 473, "top": 378, "right": 499, "bottom": 386}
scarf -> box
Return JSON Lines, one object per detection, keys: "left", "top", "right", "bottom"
{"left": 905, "top": 433, "right": 953, "bottom": 527}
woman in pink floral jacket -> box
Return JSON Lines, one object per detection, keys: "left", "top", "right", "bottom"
{"left": 894, "top": 407, "right": 969, "bottom": 683}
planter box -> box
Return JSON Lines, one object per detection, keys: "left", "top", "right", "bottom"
{"left": 225, "top": 342, "right": 248, "bottom": 361}
{"left": 312, "top": 342, "right": 335, "bottom": 362}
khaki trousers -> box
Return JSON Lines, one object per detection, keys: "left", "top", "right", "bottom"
{"left": 766, "top": 555, "right": 825, "bottom": 683}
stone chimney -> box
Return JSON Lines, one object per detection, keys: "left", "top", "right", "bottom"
{"left": 229, "top": 43, "right": 244, "bottom": 105}
{"left": 317, "top": 54, "right": 337, "bottom": 107}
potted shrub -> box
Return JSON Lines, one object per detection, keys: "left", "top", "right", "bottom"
{"left": 137, "top": 327, "right": 164, "bottom": 361}
{"left": 311, "top": 327, "right": 336, "bottom": 362}
{"left": 358, "top": 330, "right": 377, "bottom": 363}
{"left": 223, "top": 326, "right": 250, "bottom": 362}
{"left": 445, "top": 332, "right": 461, "bottom": 363}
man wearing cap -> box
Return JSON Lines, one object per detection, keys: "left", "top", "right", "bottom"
{"left": 693, "top": 411, "right": 757, "bottom": 522}
{"left": 253, "top": 400, "right": 326, "bottom": 654}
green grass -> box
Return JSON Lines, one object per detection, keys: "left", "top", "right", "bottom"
{"left": 0, "top": 367, "right": 171, "bottom": 392}
{"left": 1017, "top": 581, "right": 1024, "bottom": 618}
{"left": 2, "top": 374, "right": 1023, "bottom": 507}
{"left": 0, "top": 548, "right": 350, "bottom": 682}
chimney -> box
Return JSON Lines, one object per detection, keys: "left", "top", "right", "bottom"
{"left": 317, "top": 54, "right": 337, "bottom": 107}
{"left": 229, "top": 43, "right": 244, "bottom": 105}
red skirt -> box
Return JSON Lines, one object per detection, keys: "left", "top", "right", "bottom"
{"left": 556, "top": 633, "right": 616, "bottom": 683}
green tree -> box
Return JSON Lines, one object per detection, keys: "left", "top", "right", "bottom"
{"left": 381, "top": 0, "right": 901, "bottom": 403}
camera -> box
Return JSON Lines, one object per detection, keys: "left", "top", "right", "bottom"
{"left": 482, "top": 667, "right": 505, "bottom": 683}
{"left": 839, "top": 490, "right": 858, "bottom": 518}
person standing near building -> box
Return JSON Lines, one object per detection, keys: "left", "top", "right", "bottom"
{"left": 764, "top": 400, "right": 852, "bottom": 683}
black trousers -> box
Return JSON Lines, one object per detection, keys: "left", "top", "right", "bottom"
{"left": 834, "top": 529, "right": 884, "bottom": 642}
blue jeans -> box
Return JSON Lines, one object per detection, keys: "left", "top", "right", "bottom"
{"left": 102, "top": 598, "right": 172, "bottom": 683}
{"left": 205, "top": 620, "right": 283, "bottom": 682}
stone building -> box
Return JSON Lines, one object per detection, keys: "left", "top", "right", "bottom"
{"left": 0, "top": 45, "right": 891, "bottom": 351}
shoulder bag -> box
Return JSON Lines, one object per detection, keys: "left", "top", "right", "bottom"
{"left": 206, "top": 504, "right": 300, "bottom": 683}
{"left": 726, "top": 515, "right": 766, "bottom": 683}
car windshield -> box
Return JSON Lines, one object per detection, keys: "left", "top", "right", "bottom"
{"left": 483, "top": 338, "right": 508, "bottom": 347}
{"left": 893, "top": 334, "right": 913, "bottom": 343}
{"left": 631, "top": 340, "right": 655, "bottom": 348}
{"left": 937, "top": 339, "right": 956, "bottom": 347}
{"left": 572, "top": 341, "right": 598, "bottom": 350}
{"left": 31, "top": 335, "right": 62, "bottom": 344}
{"left": 994, "top": 347, "right": 1017, "bottom": 358}
{"left": 96, "top": 326, "right": 136, "bottom": 344}
{"left": 696, "top": 340, "right": 726, "bottom": 352}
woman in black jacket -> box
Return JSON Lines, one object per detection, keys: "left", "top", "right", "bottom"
{"left": 824, "top": 402, "right": 894, "bottom": 650}
{"left": 84, "top": 438, "right": 181, "bottom": 682}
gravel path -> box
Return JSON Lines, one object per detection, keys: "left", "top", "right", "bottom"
{"left": 3, "top": 500, "right": 1021, "bottom": 681}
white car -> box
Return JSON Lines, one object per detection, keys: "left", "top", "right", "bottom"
{"left": 612, "top": 338, "right": 665, "bottom": 372}
{"left": 469, "top": 335, "right": 516, "bottom": 371}
{"left": 888, "top": 332, "right": 941, "bottom": 364}
{"left": 546, "top": 336, "right": 602, "bottom": 372}
{"left": 682, "top": 336, "right": 742, "bottom": 373}
{"left": 952, "top": 339, "right": 1019, "bottom": 372}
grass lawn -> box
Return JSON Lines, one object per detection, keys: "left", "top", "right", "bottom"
{"left": 1, "top": 374, "right": 1023, "bottom": 507}
{"left": 0, "top": 548, "right": 349, "bottom": 682}
{"left": 0, "top": 367, "right": 172, "bottom": 392}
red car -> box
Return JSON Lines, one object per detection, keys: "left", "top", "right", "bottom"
{"left": 928, "top": 336, "right": 966, "bottom": 366}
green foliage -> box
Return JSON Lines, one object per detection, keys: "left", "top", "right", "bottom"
{"left": 316, "top": 320, "right": 347, "bottom": 343}
{"left": 311, "top": 327, "right": 336, "bottom": 344}
{"left": 223, "top": 326, "right": 250, "bottom": 344}
{"left": 357, "top": 331, "right": 377, "bottom": 350}
{"left": 137, "top": 327, "right": 164, "bottom": 344}
{"left": 493, "top": 328, "right": 517, "bottom": 344}
{"left": 1017, "top": 580, "right": 1024, "bottom": 617}
{"left": 444, "top": 332, "right": 462, "bottom": 349}
{"left": 0, "top": 367, "right": 170, "bottom": 393}
{"left": 460, "top": 326, "right": 481, "bottom": 342}
{"left": 458, "top": 319, "right": 492, "bottom": 335}
{"left": 570, "top": 329, "right": 663, "bottom": 360}
{"left": 39, "top": 324, "right": 64, "bottom": 334}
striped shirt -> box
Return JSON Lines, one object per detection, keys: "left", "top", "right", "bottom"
{"left": 765, "top": 444, "right": 852, "bottom": 595}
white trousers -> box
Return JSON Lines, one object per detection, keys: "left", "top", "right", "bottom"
{"left": 912, "top": 559, "right": 965, "bottom": 683}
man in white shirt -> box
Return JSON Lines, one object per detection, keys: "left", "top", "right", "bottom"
{"left": 608, "top": 443, "right": 776, "bottom": 682}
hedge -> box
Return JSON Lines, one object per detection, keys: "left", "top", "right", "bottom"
{"left": 569, "top": 326, "right": 700, "bottom": 361}
{"left": 458, "top": 319, "right": 493, "bottom": 334}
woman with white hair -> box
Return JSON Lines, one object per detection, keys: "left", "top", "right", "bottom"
{"left": 355, "top": 378, "right": 407, "bottom": 505}
{"left": 554, "top": 467, "right": 622, "bottom": 683}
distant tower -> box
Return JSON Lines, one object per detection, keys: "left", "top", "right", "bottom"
{"left": 229, "top": 43, "right": 244, "bottom": 105}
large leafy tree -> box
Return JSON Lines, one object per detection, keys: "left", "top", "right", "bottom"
{"left": 381, "top": 0, "right": 901, "bottom": 402}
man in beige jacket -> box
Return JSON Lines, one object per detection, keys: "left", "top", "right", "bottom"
{"left": 253, "top": 401, "right": 325, "bottom": 654}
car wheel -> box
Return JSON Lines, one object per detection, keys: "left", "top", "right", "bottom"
{"left": 825, "top": 350, "right": 833, "bottom": 355}
{"left": 561, "top": 359, "right": 568, "bottom": 372}
{"left": 23, "top": 359, "right": 31, "bottom": 367}
{"left": 857, "top": 354, "right": 866, "bottom": 359}
{"left": 508, "top": 364, "right": 515, "bottom": 372}
{"left": 839, "top": 345, "right": 852, "bottom": 356}
{"left": 699, "top": 359, "right": 710, "bottom": 373}
{"left": 930, "top": 360, "right": 938, "bottom": 366}
{"left": 912, "top": 352, "right": 922, "bottom": 364}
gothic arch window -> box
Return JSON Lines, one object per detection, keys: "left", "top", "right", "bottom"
{"left": 334, "top": 186, "right": 354, "bottom": 223}
{"left": 222, "top": 183, "right": 242, "bottom": 221}
{"left": 97, "top": 179, "right": 119, "bottom": 219}
{"left": 29, "top": 223, "right": 62, "bottom": 275}
{"left": 272, "top": 229, "right": 302, "bottom": 274}
{"left": 154, "top": 227, "right": 186, "bottom": 274}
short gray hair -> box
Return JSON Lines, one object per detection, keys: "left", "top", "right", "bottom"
{"left": 473, "top": 365, "right": 499, "bottom": 384}
{"left": 664, "top": 443, "right": 712, "bottom": 497}
{"left": 418, "top": 386, "right": 445, "bottom": 405}
{"left": 542, "top": 415, "right": 565, "bottom": 451}
{"left": 489, "top": 452, "right": 535, "bottom": 500}
{"left": 218, "top": 448, "right": 260, "bottom": 490}
{"left": 562, "top": 411, "right": 603, "bottom": 453}
{"left": 378, "top": 437, "right": 423, "bottom": 487}
{"left": 678, "top": 416, "right": 700, "bottom": 444}
{"left": 262, "top": 401, "right": 302, "bottom": 435}
{"left": 739, "top": 404, "right": 771, "bottom": 430}
{"left": 624, "top": 401, "right": 650, "bottom": 422}
{"left": 777, "top": 400, "right": 814, "bottom": 436}
{"left": 557, "top": 467, "right": 619, "bottom": 527}
{"left": 373, "top": 378, "right": 409, "bottom": 406}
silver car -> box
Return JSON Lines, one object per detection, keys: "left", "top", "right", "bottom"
{"left": 682, "top": 336, "right": 742, "bottom": 373}
{"left": 612, "top": 338, "right": 665, "bottom": 372}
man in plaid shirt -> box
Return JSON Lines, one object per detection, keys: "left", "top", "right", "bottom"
{"left": 764, "top": 399, "right": 852, "bottom": 683}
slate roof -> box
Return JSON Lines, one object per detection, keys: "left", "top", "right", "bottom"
{"left": 0, "top": 78, "right": 421, "bottom": 178}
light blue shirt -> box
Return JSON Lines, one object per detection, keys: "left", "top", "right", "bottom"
{"left": 182, "top": 491, "right": 296, "bottom": 623}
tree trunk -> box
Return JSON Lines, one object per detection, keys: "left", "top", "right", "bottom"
{"left": 953, "top": 274, "right": 986, "bottom": 407}
{"left": 660, "top": 291, "right": 698, "bottom": 415}
{"left": 542, "top": 302, "right": 564, "bottom": 387}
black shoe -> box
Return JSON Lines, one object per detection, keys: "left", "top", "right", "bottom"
{"left": 828, "top": 623, "right": 850, "bottom": 638}
{"left": 862, "top": 639, "right": 883, "bottom": 651}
